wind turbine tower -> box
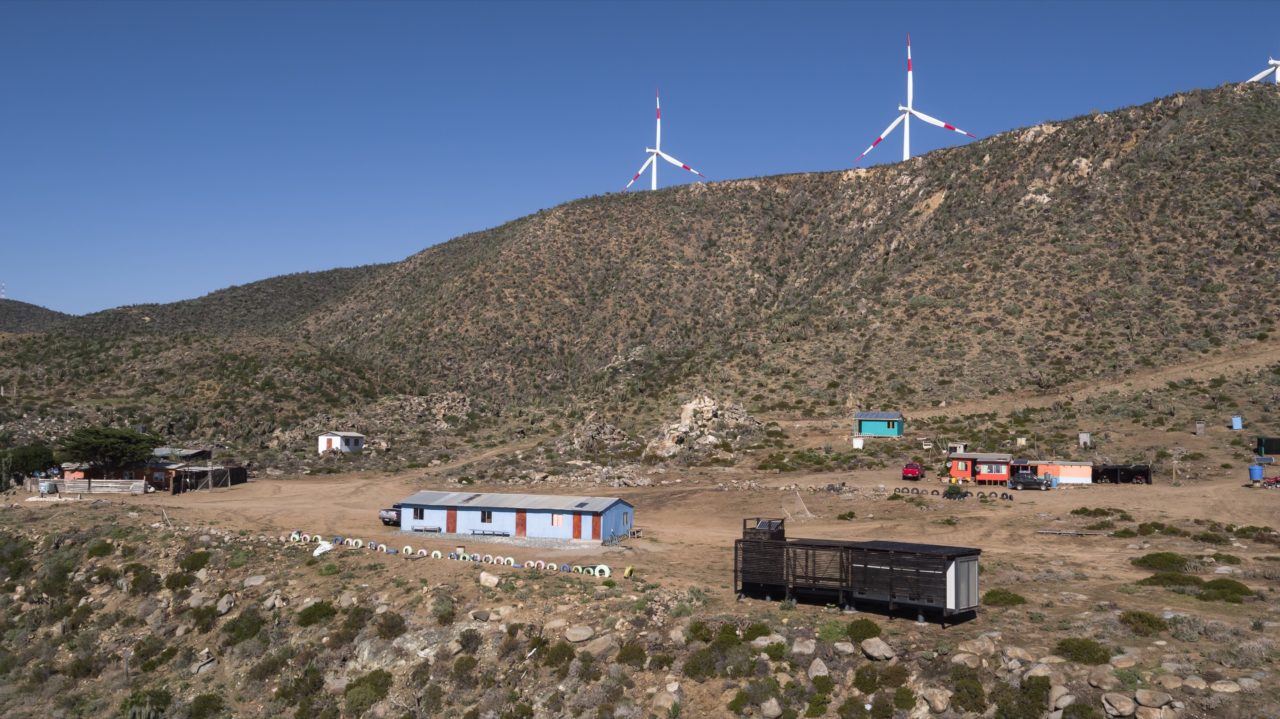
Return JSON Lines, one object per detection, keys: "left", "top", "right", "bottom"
{"left": 855, "top": 34, "right": 978, "bottom": 164}
{"left": 1248, "top": 56, "right": 1280, "bottom": 84}
{"left": 624, "top": 89, "right": 707, "bottom": 191}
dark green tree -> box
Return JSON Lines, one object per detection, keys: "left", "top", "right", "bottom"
{"left": 60, "top": 426, "right": 159, "bottom": 470}
{"left": 6, "top": 443, "right": 55, "bottom": 475}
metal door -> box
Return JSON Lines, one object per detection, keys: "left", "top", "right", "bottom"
{"left": 446, "top": 508, "right": 457, "bottom": 533}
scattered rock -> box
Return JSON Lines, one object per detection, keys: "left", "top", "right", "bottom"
{"left": 807, "top": 658, "right": 829, "bottom": 680}
{"left": 242, "top": 575, "right": 267, "bottom": 588}
{"left": 1237, "top": 677, "right": 1260, "bottom": 692}
{"left": 1182, "top": 676, "right": 1207, "bottom": 691}
{"left": 751, "top": 633, "right": 785, "bottom": 650}
{"left": 951, "top": 653, "right": 982, "bottom": 669}
{"left": 1134, "top": 689, "right": 1172, "bottom": 708}
{"left": 1209, "top": 680, "right": 1240, "bottom": 693}
{"left": 583, "top": 635, "right": 619, "bottom": 658}
{"left": 760, "top": 697, "right": 783, "bottom": 719}
{"left": 478, "top": 571, "right": 500, "bottom": 588}
{"left": 652, "top": 691, "right": 679, "bottom": 713}
{"left": 564, "top": 625, "right": 594, "bottom": 643}
{"left": 187, "top": 591, "right": 211, "bottom": 609}
{"left": 957, "top": 635, "right": 996, "bottom": 657}
{"left": 1110, "top": 654, "right": 1138, "bottom": 669}
{"left": 1155, "top": 675, "right": 1182, "bottom": 690}
{"left": 470, "top": 609, "right": 491, "bottom": 622}
{"left": 920, "top": 687, "right": 951, "bottom": 713}
{"left": 1005, "top": 646, "right": 1035, "bottom": 663}
{"left": 861, "top": 637, "right": 895, "bottom": 661}
{"left": 1102, "top": 692, "right": 1136, "bottom": 717}
{"left": 832, "top": 641, "right": 856, "bottom": 656}
{"left": 1089, "top": 665, "right": 1120, "bottom": 690}
{"left": 791, "top": 638, "right": 816, "bottom": 656}
{"left": 215, "top": 594, "right": 234, "bottom": 615}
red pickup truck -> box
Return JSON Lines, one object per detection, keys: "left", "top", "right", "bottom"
{"left": 901, "top": 463, "right": 924, "bottom": 481}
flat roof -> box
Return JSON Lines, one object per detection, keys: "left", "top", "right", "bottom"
{"left": 1012, "top": 459, "right": 1092, "bottom": 466}
{"left": 399, "top": 490, "right": 630, "bottom": 513}
{"left": 320, "top": 431, "right": 365, "bottom": 438}
{"left": 950, "top": 452, "right": 1012, "bottom": 462}
{"left": 780, "top": 537, "right": 980, "bottom": 557}
{"left": 854, "top": 411, "right": 904, "bottom": 420}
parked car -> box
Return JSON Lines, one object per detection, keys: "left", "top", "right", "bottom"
{"left": 379, "top": 504, "right": 401, "bottom": 526}
{"left": 901, "top": 462, "right": 924, "bottom": 481}
{"left": 1009, "top": 472, "right": 1051, "bottom": 491}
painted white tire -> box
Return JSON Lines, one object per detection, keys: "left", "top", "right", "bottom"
{"left": 314, "top": 534, "right": 324, "bottom": 544}
{"left": 300, "top": 534, "right": 311, "bottom": 543}
{"left": 533, "top": 560, "right": 545, "bottom": 570}
{"left": 582, "top": 566, "right": 596, "bottom": 577}
{"left": 290, "top": 532, "right": 302, "bottom": 542}
{"left": 505, "top": 557, "right": 516, "bottom": 567}
{"left": 352, "top": 539, "right": 363, "bottom": 549}
{"left": 482, "top": 554, "right": 494, "bottom": 564}
{"left": 431, "top": 550, "right": 442, "bottom": 559}
{"left": 403, "top": 545, "right": 413, "bottom": 556}
{"left": 470, "top": 553, "right": 481, "bottom": 562}
{"left": 596, "top": 565, "right": 612, "bottom": 578}
{"left": 572, "top": 565, "right": 584, "bottom": 574}
{"left": 559, "top": 564, "right": 570, "bottom": 573}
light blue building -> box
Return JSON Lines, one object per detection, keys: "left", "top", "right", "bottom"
{"left": 396, "top": 490, "right": 635, "bottom": 544}
{"left": 853, "top": 411, "right": 905, "bottom": 437}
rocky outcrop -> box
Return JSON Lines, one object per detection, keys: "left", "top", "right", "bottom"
{"left": 644, "top": 395, "right": 764, "bottom": 461}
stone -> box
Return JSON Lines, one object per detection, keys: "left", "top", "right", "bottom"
{"left": 1089, "top": 666, "right": 1120, "bottom": 690}
{"left": 1056, "top": 694, "right": 1077, "bottom": 710}
{"left": 1237, "top": 677, "right": 1260, "bottom": 692}
{"left": 957, "top": 635, "right": 996, "bottom": 657}
{"left": 807, "top": 658, "right": 829, "bottom": 680}
{"left": 1102, "top": 692, "right": 1136, "bottom": 717}
{"left": 470, "top": 609, "right": 491, "bottom": 622}
{"left": 187, "top": 591, "right": 211, "bottom": 609}
{"left": 1049, "top": 685, "right": 1069, "bottom": 706}
{"left": 1134, "top": 689, "right": 1172, "bottom": 708}
{"left": 1134, "top": 708, "right": 1163, "bottom": 719}
{"left": 1182, "top": 676, "right": 1207, "bottom": 690}
{"left": 479, "top": 571, "right": 500, "bottom": 588}
{"left": 1209, "top": 680, "right": 1240, "bottom": 693}
{"left": 215, "top": 594, "right": 234, "bottom": 615}
{"left": 951, "top": 653, "right": 982, "bottom": 669}
{"left": 1155, "top": 675, "right": 1182, "bottom": 690}
{"left": 750, "top": 633, "right": 785, "bottom": 650}
{"left": 652, "top": 692, "right": 679, "bottom": 713}
{"left": 191, "top": 656, "right": 218, "bottom": 676}
{"left": 243, "top": 575, "right": 267, "bottom": 588}
{"left": 583, "top": 635, "right": 619, "bottom": 658}
{"left": 195, "top": 568, "right": 209, "bottom": 582}
{"left": 760, "top": 698, "right": 783, "bottom": 719}
{"left": 861, "top": 637, "right": 895, "bottom": 661}
{"left": 920, "top": 687, "right": 951, "bottom": 713}
{"left": 338, "top": 591, "right": 357, "bottom": 607}
{"left": 791, "top": 638, "right": 816, "bottom": 655}
{"left": 1110, "top": 654, "right": 1138, "bottom": 669}
{"left": 1005, "top": 646, "right": 1035, "bottom": 662}
{"left": 262, "top": 592, "right": 281, "bottom": 610}
{"left": 833, "top": 641, "right": 856, "bottom": 656}
{"left": 565, "top": 625, "right": 594, "bottom": 643}
{"left": 668, "top": 627, "right": 687, "bottom": 647}
{"left": 1024, "top": 664, "right": 1054, "bottom": 680}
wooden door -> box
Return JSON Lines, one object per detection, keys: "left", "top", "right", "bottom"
{"left": 572, "top": 512, "right": 582, "bottom": 540}
{"left": 325, "top": 437, "right": 333, "bottom": 450}
{"left": 515, "top": 510, "right": 526, "bottom": 537}
{"left": 446, "top": 508, "right": 457, "bottom": 533}
{"left": 591, "top": 514, "right": 601, "bottom": 541}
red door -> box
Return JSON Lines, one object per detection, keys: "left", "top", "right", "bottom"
{"left": 591, "top": 514, "right": 601, "bottom": 541}
{"left": 516, "top": 511, "right": 526, "bottom": 537}
{"left": 572, "top": 512, "right": 582, "bottom": 540}
{"left": 325, "top": 437, "right": 333, "bottom": 451}
{"left": 446, "top": 508, "right": 457, "bottom": 533}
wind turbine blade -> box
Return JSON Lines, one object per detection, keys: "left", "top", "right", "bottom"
{"left": 908, "top": 108, "right": 977, "bottom": 138}
{"left": 906, "top": 33, "right": 914, "bottom": 108}
{"left": 1247, "top": 66, "right": 1276, "bottom": 83}
{"left": 854, "top": 113, "right": 906, "bottom": 163}
{"left": 656, "top": 150, "right": 705, "bottom": 178}
{"left": 624, "top": 154, "right": 656, "bottom": 191}
{"left": 655, "top": 88, "right": 662, "bottom": 149}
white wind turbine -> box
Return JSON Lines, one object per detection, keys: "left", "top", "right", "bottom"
{"left": 855, "top": 34, "right": 978, "bottom": 164}
{"left": 1247, "top": 56, "right": 1280, "bottom": 83}
{"left": 624, "top": 89, "right": 706, "bottom": 191}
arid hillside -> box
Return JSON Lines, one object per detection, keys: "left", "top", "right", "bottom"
{"left": 1, "top": 84, "right": 1278, "bottom": 451}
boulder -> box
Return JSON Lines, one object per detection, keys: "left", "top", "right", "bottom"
{"left": 652, "top": 691, "right": 679, "bottom": 713}
{"left": 1237, "top": 677, "right": 1260, "bottom": 692}
{"left": 1005, "top": 646, "right": 1036, "bottom": 663}
{"left": 1209, "top": 680, "right": 1240, "bottom": 693}
{"left": 1056, "top": 694, "right": 1077, "bottom": 710}
{"left": 791, "top": 638, "right": 816, "bottom": 656}
{"left": 833, "top": 641, "right": 856, "bottom": 656}
{"left": 470, "top": 609, "right": 491, "bottom": 622}
{"left": 243, "top": 575, "right": 267, "bottom": 588}
{"left": 751, "top": 633, "right": 786, "bottom": 650}
{"left": 187, "top": 591, "right": 212, "bottom": 609}
{"left": 1134, "top": 708, "right": 1163, "bottom": 719}
{"left": 760, "top": 698, "right": 783, "bottom": 719}
{"left": 583, "top": 635, "right": 619, "bottom": 658}
{"left": 1089, "top": 665, "right": 1120, "bottom": 690}
{"left": 1102, "top": 693, "right": 1136, "bottom": 717}
{"left": 565, "top": 625, "right": 594, "bottom": 643}
{"left": 1154, "top": 675, "right": 1182, "bottom": 690}
{"left": 951, "top": 653, "right": 982, "bottom": 669}
{"left": 861, "top": 637, "right": 895, "bottom": 661}
{"left": 1134, "top": 689, "right": 1172, "bottom": 708}
{"left": 668, "top": 627, "right": 687, "bottom": 647}
{"left": 479, "top": 571, "right": 500, "bottom": 588}
{"left": 957, "top": 635, "right": 996, "bottom": 657}
{"left": 807, "top": 658, "right": 829, "bottom": 680}
{"left": 1182, "top": 676, "right": 1207, "bottom": 691}
{"left": 1110, "top": 654, "right": 1138, "bottom": 669}
{"left": 920, "top": 687, "right": 951, "bottom": 713}
{"left": 215, "top": 594, "right": 235, "bottom": 615}
{"left": 1049, "top": 685, "right": 1069, "bottom": 707}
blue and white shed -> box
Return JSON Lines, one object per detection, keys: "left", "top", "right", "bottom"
{"left": 854, "top": 411, "right": 905, "bottom": 437}
{"left": 396, "top": 490, "right": 635, "bottom": 544}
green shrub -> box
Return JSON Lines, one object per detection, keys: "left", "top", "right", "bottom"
{"left": 165, "top": 572, "right": 195, "bottom": 591}
{"left": 179, "top": 551, "right": 212, "bottom": 572}
{"left": 248, "top": 648, "right": 293, "bottom": 681}
{"left": 951, "top": 669, "right": 987, "bottom": 712}
{"left": 1193, "top": 532, "right": 1229, "bottom": 545}
{"left": 853, "top": 664, "right": 878, "bottom": 693}
{"left": 451, "top": 655, "right": 478, "bottom": 683}
{"left": 1210, "top": 552, "right": 1242, "bottom": 565}
{"left": 222, "top": 607, "right": 265, "bottom": 646}
{"left": 742, "top": 622, "right": 771, "bottom": 641}
{"left": 1130, "top": 552, "right": 1188, "bottom": 572}
{"left": 190, "top": 605, "right": 218, "bottom": 633}
{"left": 344, "top": 668, "right": 392, "bottom": 716}
{"left": 682, "top": 647, "right": 718, "bottom": 681}
{"left": 189, "top": 693, "right": 226, "bottom": 719}
{"left": 458, "top": 628, "right": 483, "bottom": 654}
{"left": 124, "top": 564, "right": 161, "bottom": 596}
{"left": 1062, "top": 703, "right": 1104, "bottom": 719}
{"left": 431, "top": 594, "right": 455, "bottom": 625}
{"left": 297, "top": 601, "right": 337, "bottom": 627}
{"left": 375, "top": 611, "right": 406, "bottom": 640}
{"left": 86, "top": 539, "right": 113, "bottom": 558}
{"left": 837, "top": 511, "right": 856, "bottom": 521}
{"left": 650, "top": 653, "right": 675, "bottom": 670}
{"left": 846, "top": 618, "right": 881, "bottom": 642}
{"left": 1053, "top": 638, "right": 1112, "bottom": 665}
{"left": 1137, "top": 572, "right": 1204, "bottom": 588}
{"left": 869, "top": 694, "right": 893, "bottom": 719}
{"left": 817, "top": 620, "right": 846, "bottom": 642}
{"left": 893, "top": 686, "right": 916, "bottom": 710}
{"left": 687, "top": 620, "right": 713, "bottom": 643}
{"left": 812, "top": 675, "right": 834, "bottom": 694}
{"left": 1112, "top": 528, "right": 1137, "bottom": 538}
{"left": 617, "top": 641, "right": 646, "bottom": 668}
{"left": 837, "top": 696, "right": 869, "bottom": 719}
{"left": 879, "top": 663, "right": 909, "bottom": 688}
{"left": 712, "top": 624, "right": 741, "bottom": 649}
{"left": 1198, "top": 578, "right": 1253, "bottom": 603}
{"left": 120, "top": 687, "right": 173, "bottom": 715}
{"left": 1119, "top": 611, "right": 1168, "bottom": 636}
{"left": 983, "top": 588, "right": 1027, "bottom": 607}
{"left": 763, "top": 642, "right": 786, "bottom": 661}
{"left": 541, "top": 641, "right": 575, "bottom": 667}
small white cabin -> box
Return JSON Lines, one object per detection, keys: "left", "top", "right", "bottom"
{"left": 318, "top": 431, "right": 365, "bottom": 455}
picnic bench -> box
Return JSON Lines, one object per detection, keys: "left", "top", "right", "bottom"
{"left": 412, "top": 526, "right": 442, "bottom": 534}
{"left": 470, "top": 529, "right": 510, "bottom": 537}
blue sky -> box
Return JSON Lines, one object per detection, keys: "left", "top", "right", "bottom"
{"left": 2, "top": 0, "right": 1278, "bottom": 315}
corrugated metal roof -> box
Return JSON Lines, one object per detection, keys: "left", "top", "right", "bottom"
{"left": 319, "top": 431, "right": 365, "bottom": 438}
{"left": 1012, "top": 459, "right": 1092, "bottom": 466}
{"left": 854, "top": 411, "right": 904, "bottom": 420}
{"left": 950, "top": 452, "right": 1013, "bottom": 462}
{"left": 399, "top": 490, "right": 630, "bottom": 513}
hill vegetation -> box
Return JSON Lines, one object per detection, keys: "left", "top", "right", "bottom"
{"left": 1, "top": 84, "right": 1278, "bottom": 454}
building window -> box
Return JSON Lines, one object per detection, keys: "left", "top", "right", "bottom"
{"left": 413, "top": 508, "right": 424, "bottom": 520}
{"left": 954, "top": 461, "right": 968, "bottom": 471}
{"left": 551, "top": 514, "right": 563, "bottom": 527}
{"left": 623, "top": 512, "right": 630, "bottom": 527}
{"left": 978, "top": 463, "right": 1006, "bottom": 475}
{"left": 886, "top": 421, "right": 896, "bottom": 429}
{"left": 481, "top": 510, "right": 493, "bottom": 524}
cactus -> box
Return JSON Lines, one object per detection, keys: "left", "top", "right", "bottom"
{"left": 128, "top": 701, "right": 164, "bottom": 719}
